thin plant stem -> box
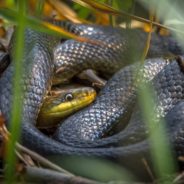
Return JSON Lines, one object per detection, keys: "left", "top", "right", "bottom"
{"left": 5, "top": 1, "right": 26, "bottom": 183}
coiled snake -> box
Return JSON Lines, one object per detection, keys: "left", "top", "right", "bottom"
{"left": 0, "top": 21, "right": 184, "bottom": 163}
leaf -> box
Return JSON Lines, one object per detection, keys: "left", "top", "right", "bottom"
{"left": 47, "top": 0, "right": 89, "bottom": 23}
{"left": 72, "top": 0, "right": 122, "bottom": 15}
{"left": 72, "top": 0, "right": 184, "bottom": 35}
{"left": 0, "top": 8, "right": 92, "bottom": 42}
{"left": 113, "top": 0, "right": 134, "bottom": 12}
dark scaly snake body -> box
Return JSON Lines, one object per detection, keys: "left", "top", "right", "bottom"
{"left": 0, "top": 22, "right": 184, "bottom": 159}
{"left": 54, "top": 58, "right": 184, "bottom": 151}
{"left": 53, "top": 22, "right": 181, "bottom": 83}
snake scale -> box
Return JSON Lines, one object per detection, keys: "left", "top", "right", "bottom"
{"left": 0, "top": 21, "right": 184, "bottom": 162}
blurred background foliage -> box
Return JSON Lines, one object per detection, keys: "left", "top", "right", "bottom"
{"left": 0, "top": 0, "right": 184, "bottom": 183}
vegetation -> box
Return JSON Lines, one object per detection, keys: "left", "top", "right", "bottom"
{"left": 0, "top": 0, "right": 184, "bottom": 183}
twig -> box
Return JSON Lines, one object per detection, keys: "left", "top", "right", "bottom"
{"left": 141, "top": 158, "right": 155, "bottom": 181}
{"left": 24, "top": 166, "right": 103, "bottom": 184}
{"left": 0, "top": 124, "right": 73, "bottom": 176}
{"left": 15, "top": 150, "right": 31, "bottom": 166}
{"left": 141, "top": 10, "right": 153, "bottom": 63}
{"left": 0, "top": 122, "right": 104, "bottom": 183}
{"left": 173, "top": 172, "right": 184, "bottom": 184}
{"left": 78, "top": 69, "right": 106, "bottom": 88}
{"left": 16, "top": 143, "right": 74, "bottom": 176}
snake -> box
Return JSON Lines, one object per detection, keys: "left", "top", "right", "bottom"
{"left": 1, "top": 21, "right": 184, "bottom": 161}
{"left": 37, "top": 85, "right": 96, "bottom": 128}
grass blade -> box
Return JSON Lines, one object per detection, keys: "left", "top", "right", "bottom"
{"left": 138, "top": 82, "right": 177, "bottom": 179}
{"left": 0, "top": 8, "right": 90, "bottom": 41}
{"left": 5, "top": 1, "right": 26, "bottom": 183}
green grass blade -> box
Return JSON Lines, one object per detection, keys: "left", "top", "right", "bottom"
{"left": 0, "top": 8, "right": 89, "bottom": 40}
{"left": 49, "top": 156, "right": 135, "bottom": 182}
{"left": 138, "top": 82, "right": 177, "bottom": 179}
{"left": 5, "top": 1, "right": 26, "bottom": 183}
{"left": 35, "top": 0, "right": 45, "bottom": 17}
{"left": 6, "top": 0, "right": 15, "bottom": 7}
{"left": 72, "top": 0, "right": 184, "bottom": 35}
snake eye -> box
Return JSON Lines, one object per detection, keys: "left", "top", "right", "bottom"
{"left": 65, "top": 93, "right": 74, "bottom": 101}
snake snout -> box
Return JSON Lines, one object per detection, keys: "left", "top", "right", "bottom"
{"left": 37, "top": 86, "right": 96, "bottom": 128}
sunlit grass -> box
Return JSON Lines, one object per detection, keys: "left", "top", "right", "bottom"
{"left": 0, "top": 8, "right": 86, "bottom": 39}
{"left": 35, "top": 0, "right": 45, "bottom": 17}
{"left": 49, "top": 156, "right": 135, "bottom": 182}
{"left": 5, "top": 1, "right": 26, "bottom": 183}
{"left": 138, "top": 82, "right": 177, "bottom": 179}
{"left": 6, "top": 0, "right": 15, "bottom": 7}
{"left": 139, "top": 0, "right": 184, "bottom": 179}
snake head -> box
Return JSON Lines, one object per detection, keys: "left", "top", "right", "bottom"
{"left": 37, "top": 86, "right": 96, "bottom": 128}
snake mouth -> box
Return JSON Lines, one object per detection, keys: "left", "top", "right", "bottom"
{"left": 44, "top": 91, "right": 96, "bottom": 116}
{"left": 37, "top": 87, "right": 96, "bottom": 128}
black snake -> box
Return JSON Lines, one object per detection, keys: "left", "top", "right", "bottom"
{"left": 0, "top": 21, "right": 184, "bottom": 164}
